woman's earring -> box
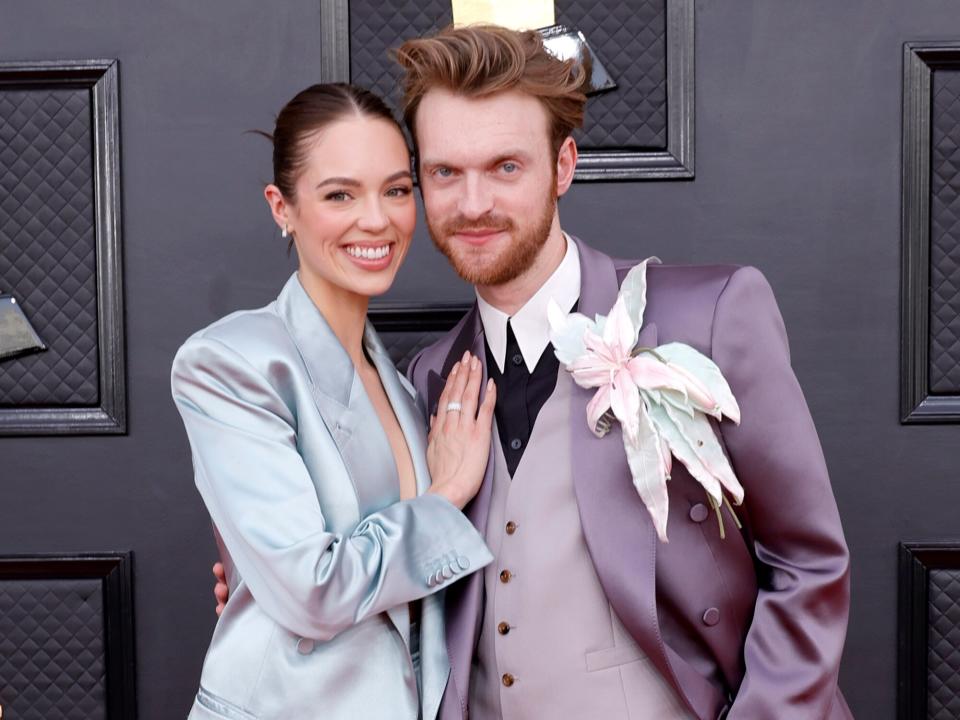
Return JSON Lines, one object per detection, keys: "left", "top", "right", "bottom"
{"left": 281, "top": 224, "right": 289, "bottom": 239}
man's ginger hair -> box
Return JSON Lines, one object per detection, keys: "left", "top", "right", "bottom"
{"left": 395, "top": 24, "right": 587, "bottom": 158}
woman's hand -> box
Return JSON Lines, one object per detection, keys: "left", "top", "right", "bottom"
{"left": 426, "top": 350, "right": 496, "bottom": 510}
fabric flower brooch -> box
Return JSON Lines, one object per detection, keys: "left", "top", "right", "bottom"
{"left": 548, "top": 258, "right": 744, "bottom": 542}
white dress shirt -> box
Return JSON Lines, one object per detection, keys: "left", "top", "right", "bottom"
{"left": 476, "top": 234, "right": 581, "bottom": 373}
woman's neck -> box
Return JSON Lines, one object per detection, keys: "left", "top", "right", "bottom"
{"left": 297, "top": 271, "right": 370, "bottom": 368}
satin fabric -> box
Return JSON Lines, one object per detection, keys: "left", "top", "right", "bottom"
{"left": 171, "top": 273, "right": 493, "bottom": 720}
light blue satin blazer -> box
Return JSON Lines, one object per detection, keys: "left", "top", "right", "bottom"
{"left": 171, "top": 274, "right": 493, "bottom": 720}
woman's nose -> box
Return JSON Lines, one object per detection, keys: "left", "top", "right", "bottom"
{"left": 356, "top": 198, "right": 389, "bottom": 232}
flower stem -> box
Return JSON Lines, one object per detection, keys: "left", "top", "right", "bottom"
{"left": 708, "top": 494, "right": 726, "bottom": 540}
{"left": 723, "top": 495, "right": 743, "bottom": 529}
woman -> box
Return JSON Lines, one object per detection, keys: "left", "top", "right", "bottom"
{"left": 171, "top": 83, "right": 495, "bottom": 720}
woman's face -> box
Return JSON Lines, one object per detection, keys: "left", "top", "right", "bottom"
{"left": 277, "top": 116, "right": 415, "bottom": 301}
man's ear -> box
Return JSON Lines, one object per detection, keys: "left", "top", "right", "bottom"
{"left": 556, "top": 136, "right": 578, "bottom": 197}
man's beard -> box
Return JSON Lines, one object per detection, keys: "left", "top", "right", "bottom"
{"left": 426, "top": 190, "right": 556, "bottom": 286}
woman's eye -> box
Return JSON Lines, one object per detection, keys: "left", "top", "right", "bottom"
{"left": 325, "top": 191, "right": 350, "bottom": 201}
{"left": 386, "top": 186, "right": 412, "bottom": 197}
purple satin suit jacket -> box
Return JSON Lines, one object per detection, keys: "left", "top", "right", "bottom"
{"left": 407, "top": 238, "right": 852, "bottom": 720}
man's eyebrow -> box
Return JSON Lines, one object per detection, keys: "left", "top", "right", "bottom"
{"left": 491, "top": 150, "right": 532, "bottom": 163}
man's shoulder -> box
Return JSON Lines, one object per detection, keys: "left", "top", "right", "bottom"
{"left": 405, "top": 305, "right": 476, "bottom": 391}
{"left": 613, "top": 257, "right": 743, "bottom": 293}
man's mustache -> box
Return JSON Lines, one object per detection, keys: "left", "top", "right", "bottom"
{"left": 440, "top": 214, "right": 515, "bottom": 236}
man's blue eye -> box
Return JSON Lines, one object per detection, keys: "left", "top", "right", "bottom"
{"left": 435, "top": 167, "right": 452, "bottom": 177}
{"left": 502, "top": 162, "right": 517, "bottom": 173}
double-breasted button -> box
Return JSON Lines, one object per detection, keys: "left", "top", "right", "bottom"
{"left": 689, "top": 503, "right": 709, "bottom": 523}
{"left": 297, "top": 638, "right": 315, "bottom": 654}
{"left": 502, "top": 673, "right": 515, "bottom": 687}
{"left": 505, "top": 521, "right": 517, "bottom": 535}
{"left": 702, "top": 608, "right": 721, "bottom": 626}
{"left": 497, "top": 621, "right": 511, "bottom": 635}
{"left": 500, "top": 569, "right": 512, "bottom": 583}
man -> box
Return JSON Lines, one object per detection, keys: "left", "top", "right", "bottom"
{"left": 214, "top": 24, "right": 851, "bottom": 720}
{"left": 397, "top": 25, "right": 851, "bottom": 720}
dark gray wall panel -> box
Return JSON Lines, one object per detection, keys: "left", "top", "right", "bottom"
{"left": 0, "top": 87, "right": 99, "bottom": 406}
{"left": 930, "top": 68, "right": 960, "bottom": 394}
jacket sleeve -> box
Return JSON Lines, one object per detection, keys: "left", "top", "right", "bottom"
{"left": 711, "top": 267, "right": 850, "bottom": 719}
{"left": 171, "top": 334, "right": 493, "bottom": 641}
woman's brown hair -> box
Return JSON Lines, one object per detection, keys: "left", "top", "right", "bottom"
{"left": 258, "top": 83, "right": 406, "bottom": 202}
{"left": 395, "top": 25, "right": 587, "bottom": 157}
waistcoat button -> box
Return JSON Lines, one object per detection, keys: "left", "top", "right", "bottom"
{"left": 498, "top": 621, "right": 511, "bottom": 635}
{"left": 505, "top": 521, "right": 517, "bottom": 535}
{"left": 689, "top": 503, "right": 709, "bottom": 523}
{"left": 500, "top": 569, "right": 512, "bottom": 583}
{"left": 509, "top": 438, "right": 523, "bottom": 451}
{"left": 702, "top": 607, "right": 721, "bottom": 626}
{"left": 502, "top": 673, "right": 515, "bottom": 687}
{"left": 511, "top": 353, "right": 524, "bottom": 366}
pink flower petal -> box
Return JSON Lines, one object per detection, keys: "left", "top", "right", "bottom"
{"left": 627, "top": 356, "right": 688, "bottom": 394}
{"left": 603, "top": 296, "right": 637, "bottom": 360}
{"left": 586, "top": 385, "right": 612, "bottom": 437}
{"left": 610, "top": 368, "right": 641, "bottom": 441}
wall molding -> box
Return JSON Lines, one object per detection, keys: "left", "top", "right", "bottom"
{"left": 0, "top": 59, "right": 126, "bottom": 435}
{"left": 900, "top": 43, "right": 960, "bottom": 423}
{"left": 0, "top": 552, "right": 136, "bottom": 719}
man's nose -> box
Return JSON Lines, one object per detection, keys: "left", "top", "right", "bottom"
{"left": 458, "top": 175, "right": 494, "bottom": 219}
{"left": 356, "top": 197, "right": 390, "bottom": 233}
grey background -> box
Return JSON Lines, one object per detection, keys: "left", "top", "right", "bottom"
{"left": 2, "top": 1, "right": 959, "bottom": 717}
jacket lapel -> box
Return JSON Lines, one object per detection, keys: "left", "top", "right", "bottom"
{"left": 427, "top": 305, "right": 497, "bottom": 719}
{"left": 277, "top": 273, "right": 356, "bottom": 454}
{"left": 568, "top": 239, "right": 706, "bottom": 714}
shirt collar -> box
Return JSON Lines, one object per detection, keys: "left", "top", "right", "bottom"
{"left": 476, "top": 234, "right": 581, "bottom": 373}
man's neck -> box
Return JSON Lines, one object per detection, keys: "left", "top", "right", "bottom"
{"left": 475, "top": 219, "right": 567, "bottom": 316}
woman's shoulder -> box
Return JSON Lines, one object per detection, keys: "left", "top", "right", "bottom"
{"left": 172, "top": 298, "right": 299, "bottom": 382}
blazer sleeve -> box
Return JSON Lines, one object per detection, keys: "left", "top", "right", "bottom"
{"left": 711, "top": 267, "right": 850, "bottom": 719}
{"left": 171, "top": 334, "right": 493, "bottom": 641}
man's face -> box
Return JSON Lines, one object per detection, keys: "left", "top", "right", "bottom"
{"left": 415, "top": 88, "right": 559, "bottom": 286}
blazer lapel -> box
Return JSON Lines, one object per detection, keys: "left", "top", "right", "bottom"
{"left": 568, "top": 238, "right": 701, "bottom": 713}
{"left": 277, "top": 273, "right": 356, "bottom": 454}
{"left": 426, "top": 305, "right": 497, "bottom": 719}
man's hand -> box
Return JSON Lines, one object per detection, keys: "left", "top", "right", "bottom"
{"left": 213, "top": 562, "right": 228, "bottom": 616}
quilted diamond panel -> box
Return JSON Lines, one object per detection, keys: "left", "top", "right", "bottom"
{"left": 0, "top": 87, "right": 100, "bottom": 406}
{"left": 928, "top": 569, "right": 960, "bottom": 719}
{"left": 0, "top": 578, "right": 106, "bottom": 720}
{"left": 556, "top": 0, "right": 666, "bottom": 149}
{"left": 349, "top": 0, "right": 667, "bottom": 150}
{"left": 930, "top": 68, "right": 960, "bottom": 393}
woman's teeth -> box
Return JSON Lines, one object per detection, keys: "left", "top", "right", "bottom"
{"left": 345, "top": 245, "right": 391, "bottom": 260}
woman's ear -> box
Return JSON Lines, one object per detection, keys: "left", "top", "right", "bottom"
{"left": 264, "top": 184, "right": 290, "bottom": 234}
